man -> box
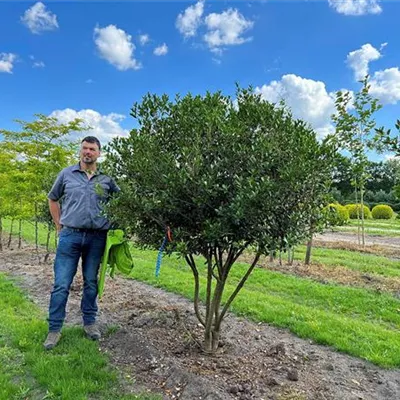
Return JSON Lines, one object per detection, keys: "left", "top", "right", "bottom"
{"left": 44, "top": 136, "right": 119, "bottom": 350}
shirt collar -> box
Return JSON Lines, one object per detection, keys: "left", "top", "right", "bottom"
{"left": 72, "top": 162, "right": 102, "bottom": 175}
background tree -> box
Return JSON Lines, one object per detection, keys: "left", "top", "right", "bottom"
{"left": 330, "top": 154, "right": 354, "bottom": 200}
{"left": 0, "top": 143, "right": 19, "bottom": 251}
{"left": 375, "top": 120, "right": 400, "bottom": 200}
{"left": 0, "top": 114, "right": 85, "bottom": 254}
{"left": 331, "top": 157, "right": 400, "bottom": 211}
{"left": 331, "top": 77, "right": 382, "bottom": 247}
{"left": 104, "top": 88, "right": 334, "bottom": 353}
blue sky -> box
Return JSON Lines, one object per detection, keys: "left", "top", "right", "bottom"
{"left": 0, "top": 1, "right": 399, "bottom": 160}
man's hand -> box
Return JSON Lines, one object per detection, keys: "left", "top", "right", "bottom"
{"left": 49, "top": 199, "right": 62, "bottom": 235}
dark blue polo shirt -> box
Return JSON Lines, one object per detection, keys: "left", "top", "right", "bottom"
{"left": 48, "top": 163, "right": 120, "bottom": 230}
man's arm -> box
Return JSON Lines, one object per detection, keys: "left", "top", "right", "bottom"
{"left": 48, "top": 170, "right": 65, "bottom": 233}
{"left": 49, "top": 199, "right": 62, "bottom": 233}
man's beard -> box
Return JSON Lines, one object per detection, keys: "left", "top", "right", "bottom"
{"left": 82, "top": 156, "right": 95, "bottom": 164}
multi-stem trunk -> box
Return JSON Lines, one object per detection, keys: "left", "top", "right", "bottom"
{"left": 187, "top": 245, "right": 260, "bottom": 354}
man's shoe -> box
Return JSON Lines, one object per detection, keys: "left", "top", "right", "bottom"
{"left": 84, "top": 324, "right": 101, "bottom": 340}
{"left": 43, "top": 332, "right": 61, "bottom": 350}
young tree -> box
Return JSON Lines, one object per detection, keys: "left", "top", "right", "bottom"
{"left": 0, "top": 114, "right": 85, "bottom": 252}
{"left": 104, "top": 88, "right": 334, "bottom": 353}
{"left": 0, "top": 144, "right": 18, "bottom": 251}
{"left": 331, "top": 77, "right": 382, "bottom": 247}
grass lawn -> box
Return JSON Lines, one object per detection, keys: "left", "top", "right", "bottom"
{"left": 333, "top": 217, "right": 400, "bottom": 237}
{"left": 0, "top": 273, "right": 159, "bottom": 400}
{"left": 294, "top": 246, "right": 400, "bottom": 278}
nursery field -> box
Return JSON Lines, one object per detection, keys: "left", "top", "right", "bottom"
{"left": 0, "top": 219, "right": 399, "bottom": 400}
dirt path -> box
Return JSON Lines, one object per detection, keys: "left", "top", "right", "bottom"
{"left": 315, "top": 231, "right": 400, "bottom": 249}
{"left": 1, "top": 242, "right": 400, "bottom": 400}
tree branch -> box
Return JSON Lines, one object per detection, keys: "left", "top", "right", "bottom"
{"left": 185, "top": 254, "right": 205, "bottom": 327}
{"left": 219, "top": 252, "right": 261, "bottom": 324}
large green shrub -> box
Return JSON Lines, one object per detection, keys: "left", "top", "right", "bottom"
{"left": 345, "top": 203, "right": 372, "bottom": 219}
{"left": 103, "top": 88, "right": 334, "bottom": 353}
{"left": 371, "top": 204, "right": 394, "bottom": 219}
{"left": 325, "top": 203, "right": 349, "bottom": 226}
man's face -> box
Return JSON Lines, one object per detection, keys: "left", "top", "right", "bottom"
{"left": 80, "top": 141, "right": 100, "bottom": 164}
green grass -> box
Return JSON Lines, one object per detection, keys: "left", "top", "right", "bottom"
{"left": 294, "top": 246, "right": 400, "bottom": 278}
{"left": 126, "top": 248, "right": 400, "bottom": 368}
{"left": 333, "top": 218, "right": 400, "bottom": 237}
{"left": 334, "top": 226, "right": 400, "bottom": 237}
{"left": 2, "top": 219, "right": 58, "bottom": 250}
{"left": 0, "top": 273, "right": 160, "bottom": 400}
{"left": 348, "top": 218, "right": 400, "bottom": 227}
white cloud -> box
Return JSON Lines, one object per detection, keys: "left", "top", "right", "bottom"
{"left": 50, "top": 108, "right": 129, "bottom": 144}
{"left": 139, "top": 34, "right": 150, "bottom": 46}
{"left": 33, "top": 61, "right": 45, "bottom": 68}
{"left": 204, "top": 8, "right": 253, "bottom": 51}
{"left": 176, "top": 0, "right": 204, "bottom": 38}
{"left": 29, "top": 55, "right": 45, "bottom": 68}
{"left": 154, "top": 43, "right": 168, "bottom": 56}
{"left": 347, "top": 43, "right": 381, "bottom": 81}
{"left": 21, "top": 2, "right": 58, "bottom": 34}
{"left": 93, "top": 24, "right": 141, "bottom": 71}
{"left": 370, "top": 68, "right": 400, "bottom": 105}
{"left": 256, "top": 74, "right": 337, "bottom": 137}
{"left": 328, "top": 0, "right": 382, "bottom": 16}
{"left": 0, "top": 53, "right": 17, "bottom": 73}
{"left": 86, "top": 79, "right": 94, "bottom": 84}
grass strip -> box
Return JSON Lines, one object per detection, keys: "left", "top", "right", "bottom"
{"left": 293, "top": 246, "right": 400, "bottom": 278}
{"left": 0, "top": 273, "right": 159, "bottom": 400}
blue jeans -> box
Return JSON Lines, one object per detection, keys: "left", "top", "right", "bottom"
{"left": 48, "top": 227, "right": 107, "bottom": 332}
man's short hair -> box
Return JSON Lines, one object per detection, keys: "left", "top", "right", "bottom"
{"left": 81, "top": 136, "right": 101, "bottom": 151}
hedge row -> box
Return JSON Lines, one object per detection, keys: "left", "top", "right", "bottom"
{"left": 326, "top": 203, "right": 396, "bottom": 224}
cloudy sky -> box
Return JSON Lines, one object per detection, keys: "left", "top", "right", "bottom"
{"left": 0, "top": 1, "right": 399, "bottom": 159}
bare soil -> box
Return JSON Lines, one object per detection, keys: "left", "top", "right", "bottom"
{"left": 315, "top": 232, "right": 400, "bottom": 251}
{"left": 1, "top": 240, "right": 400, "bottom": 400}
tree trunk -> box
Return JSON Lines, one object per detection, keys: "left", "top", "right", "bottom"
{"left": 305, "top": 238, "right": 313, "bottom": 265}
{"left": 7, "top": 218, "right": 14, "bottom": 248}
{"left": 204, "top": 279, "right": 224, "bottom": 353}
{"left": 34, "top": 203, "right": 40, "bottom": 263}
{"left": 0, "top": 217, "right": 3, "bottom": 252}
{"left": 185, "top": 255, "right": 205, "bottom": 327}
{"left": 201, "top": 248, "right": 260, "bottom": 354}
{"left": 34, "top": 203, "right": 39, "bottom": 251}
{"left": 269, "top": 250, "right": 274, "bottom": 263}
{"left": 18, "top": 219, "right": 22, "bottom": 249}
{"left": 44, "top": 222, "right": 51, "bottom": 263}
{"left": 360, "top": 184, "right": 366, "bottom": 248}
{"left": 288, "top": 247, "right": 294, "bottom": 266}
{"left": 354, "top": 186, "right": 361, "bottom": 246}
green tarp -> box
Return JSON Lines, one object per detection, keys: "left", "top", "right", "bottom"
{"left": 98, "top": 229, "right": 134, "bottom": 298}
